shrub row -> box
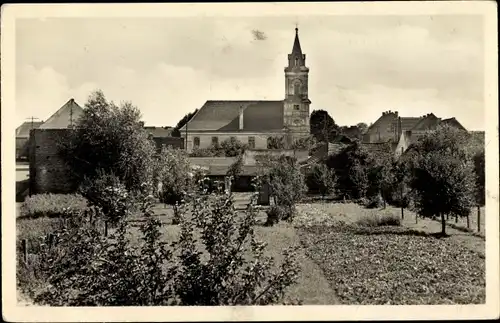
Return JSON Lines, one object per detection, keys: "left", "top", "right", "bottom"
{"left": 19, "top": 194, "right": 88, "bottom": 219}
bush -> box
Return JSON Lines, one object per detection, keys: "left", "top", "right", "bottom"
{"left": 20, "top": 194, "right": 88, "bottom": 219}
{"left": 265, "top": 205, "right": 288, "bottom": 226}
{"left": 80, "top": 171, "right": 132, "bottom": 224}
{"left": 305, "top": 163, "right": 335, "bottom": 198}
{"left": 356, "top": 211, "right": 401, "bottom": 227}
{"left": 21, "top": 182, "right": 301, "bottom": 306}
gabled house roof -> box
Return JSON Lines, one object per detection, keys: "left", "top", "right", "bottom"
{"left": 440, "top": 117, "right": 467, "bottom": 131}
{"left": 144, "top": 126, "right": 173, "bottom": 138}
{"left": 39, "top": 98, "right": 84, "bottom": 129}
{"left": 180, "top": 100, "right": 284, "bottom": 133}
{"left": 411, "top": 113, "right": 440, "bottom": 131}
{"left": 16, "top": 121, "right": 44, "bottom": 138}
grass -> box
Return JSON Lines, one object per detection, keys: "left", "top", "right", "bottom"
{"left": 297, "top": 223, "right": 485, "bottom": 305}
{"left": 293, "top": 201, "right": 486, "bottom": 304}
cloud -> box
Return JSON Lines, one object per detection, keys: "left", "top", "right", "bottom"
{"left": 15, "top": 16, "right": 485, "bottom": 130}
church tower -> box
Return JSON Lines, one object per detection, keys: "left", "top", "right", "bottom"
{"left": 284, "top": 27, "right": 311, "bottom": 139}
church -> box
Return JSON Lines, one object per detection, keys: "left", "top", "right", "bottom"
{"left": 180, "top": 27, "right": 311, "bottom": 152}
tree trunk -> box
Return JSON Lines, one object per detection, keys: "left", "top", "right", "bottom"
{"left": 477, "top": 206, "right": 481, "bottom": 232}
{"left": 415, "top": 212, "right": 418, "bottom": 224}
{"left": 466, "top": 213, "right": 470, "bottom": 229}
{"left": 440, "top": 213, "right": 446, "bottom": 236}
{"left": 401, "top": 206, "right": 404, "bottom": 220}
{"left": 455, "top": 214, "right": 458, "bottom": 223}
{"left": 446, "top": 213, "right": 449, "bottom": 221}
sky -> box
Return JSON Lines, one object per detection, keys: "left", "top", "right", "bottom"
{"left": 15, "top": 15, "right": 485, "bottom": 130}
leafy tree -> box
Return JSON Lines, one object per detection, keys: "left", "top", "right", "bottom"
{"left": 326, "top": 141, "right": 372, "bottom": 200}
{"left": 310, "top": 110, "right": 339, "bottom": 143}
{"left": 291, "top": 135, "right": 315, "bottom": 151}
{"left": 262, "top": 155, "right": 307, "bottom": 225}
{"left": 220, "top": 137, "right": 247, "bottom": 157}
{"left": 156, "top": 147, "right": 193, "bottom": 224}
{"left": 473, "top": 148, "right": 485, "bottom": 207}
{"left": 171, "top": 109, "right": 199, "bottom": 137}
{"left": 365, "top": 144, "right": 394, "bottom": 208}
{"left": 59, "top": 90, "right": 156, "bottom": 192}
{"left": 407, "top": 125, "right": 475, "bottom": 235}
{"left": 226, "top": 153, "right": 244, "bottom": 186}
{"left": 267, "top": 136, "right": 286, "bottom": 149}
{"left": 306, "top": 163, "right": 336, "bottom": 199}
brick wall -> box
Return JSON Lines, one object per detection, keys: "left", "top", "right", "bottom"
{"left": 29, "top": 129, "right": 78, "bottom": 194}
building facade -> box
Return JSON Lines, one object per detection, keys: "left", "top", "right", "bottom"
{"left": 180, "top": 28, "right": 311, "bottom": 152}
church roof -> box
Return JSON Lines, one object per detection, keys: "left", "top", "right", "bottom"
{"left": 39, "top": 98, "right": 84, "bottom": 129}
{"left": 180, "top": 100, "right": 284, "bottom": 132}
{"left": 292, "top": 27, "right": 303, "bottom": 56}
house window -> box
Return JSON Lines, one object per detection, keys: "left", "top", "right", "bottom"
{"left": 193, "top": 137, "right": 200, "bottom": 148}
{"left": 248, "top": 136, "right": 255, "bottom": 149}
{"left": 211, "top": 136, "right": 218, "bottom": 146}
{"left": 294, "top": 104, "right": 300, "bottom": 110}
{"left": 295, "top": 57, "right": 299, "bottom": 66}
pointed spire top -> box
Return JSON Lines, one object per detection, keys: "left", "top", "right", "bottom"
{"left": 292, "top": 26, "right": 302, "bottom": 55}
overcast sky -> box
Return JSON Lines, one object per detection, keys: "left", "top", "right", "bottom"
{"left": 15, "top": 15, "right": 485, "bottom": 130}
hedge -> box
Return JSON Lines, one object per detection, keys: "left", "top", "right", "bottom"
{"left": 19, "top": 194, "right": 89, "bottom": 219}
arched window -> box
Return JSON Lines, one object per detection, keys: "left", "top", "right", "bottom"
{"left": 294, "top": 82, "right": 301, "bottom": 95}
{"left": 193, "top": 137, "right": 200, "bottom": 148}
{"left": 294, "top": 57, "right": 299, "bottom": 66}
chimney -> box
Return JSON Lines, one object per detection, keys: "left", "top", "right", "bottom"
{"left": 239, "top": 106, "right": 244, "bottom": 130}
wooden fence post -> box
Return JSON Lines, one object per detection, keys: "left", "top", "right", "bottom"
{"left": 21, "top": 239, "right": 27, "bottom": 263}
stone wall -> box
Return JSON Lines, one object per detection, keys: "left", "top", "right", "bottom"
{"left": 29, "top": 129, "right": 77, "bottom": 195}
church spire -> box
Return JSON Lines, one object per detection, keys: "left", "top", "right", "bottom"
{"left": 292, "top": 27, "right": 302, "bottom": 56}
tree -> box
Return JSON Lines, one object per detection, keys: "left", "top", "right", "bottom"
{"left": 326, "top": 141, "right": 371, "bottom": 200}
{"left": 263, "top": 155, "right": 307, "bottom": 225}
{"left": 156, "top": 147, "right": 193, "bottom": 224}
{"left": 226, "top": 153, "right": 244, "bottom": 185}
{"left": 306, "top": 163, "right": 335, "bottom": 199}
{"left": 220, "top": 137, "right": 247, "bottom": 157}
{"left": 171, "top": 109, "right": 199, "bottom": 137}
{"left": 267, "top": 136, "right": 286, "bottom": 149}
{"left": 59, "top": 90, "right": 156, "bottom": 193}
{"left": 473, "top": 148, "right": 485, "bottom": 230}
{"left": 356, "top": 122, "right": 368, "bottom": 135}
{"left": 310, "top": 110, "right": 339, "bottom": 143}
{"left": 407, "top": 125, "right": 475, "bottom": 235}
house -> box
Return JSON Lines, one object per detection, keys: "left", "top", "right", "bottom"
{"left": 180, "top": 28, "right": 311, "bottom": 152}
{"left": 16, "top": 121, "right": 43, "bottom": 160}
{"left": 144, "top": 126, "right": 184, "bottom": 152}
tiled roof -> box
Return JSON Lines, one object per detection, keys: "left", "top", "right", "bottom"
{"left": 411, "top": 113, "right": 440, "bottom": 131}
{"left": 180, "top": 100, "right": 284, "bottom": 132}
{"left": 400, "top": 117, "right": 421, "bottom": 130}
{"left": 361, "top": 142, "right": 393, "bottom": 155}
{"left": 440, "top": 117, "right": 467, "bottom": 131}
{"left": 292, "top": 28, "right": 303, "bottom": 56}
{"left": 144, "top": 126, "right": 173, "bottom": 138}
{"left": 16, "top": 121, "right": 43, "bottom": 138}
{"left": 39, "top": 98, "right": 84, "bottom": 129}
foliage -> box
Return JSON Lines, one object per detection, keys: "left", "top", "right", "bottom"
{"left": 171, "top": 109, "right": 198, "bottom": 137}
{"left": 356, "top": 211, "right": 401, "bottom": 227}
{"left": 291, "top": 136, "right": 315, "bottom": 150}
{"left": 226, "top": 154, "right": 244, "bottom": 182}
{"left": 156, "top": 147, "right": 193, "bottom": 224}
{"left": 262, "top": 155, "right": 307, "bottom": 224}
{"left": 189, "top": 138, "right": 247, "bottom": 157}
{"left": 80, "top": 171, "right": 132, "bottom": 224}
{"left": 20, "top": 194, "right": 88, "bottom": 219}
{"left": 175, "top": 190, "right": 301, "bottom": 305}
{"left": 267, "top": 136, "right": 286, "bottom": 149}
{"left": 305, "top": 163, "right": 336, "bottom": 198}
{"left": 298, "top": 223, "right": 485, "bottom": 304}
{"left": 326, "top": 141, "right": 372, "bottom": 200}
{"left": 220, "top": 137, "right": 248, "bottom": 157}
{"left": 58, "top": 90, "right": 156, "bottom": 192}
{"left": 20, "top": 181, "right": 301, "bottom": 306}
{"left": 473, "top": 148, "right": 485, "bottom": 207}
{"left": 310, "top": 110, "right": 339, "bottom": 143}
{"left": 407, "top": 125, "right": 475, "bottom": 235}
